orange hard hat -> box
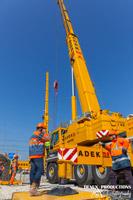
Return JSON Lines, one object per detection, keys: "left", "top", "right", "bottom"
{"left": 0, "top": 161, "right": 3, "bottom": 164}
{"left": 36, "top": 123, "right": 46, "bottom": 129}
{"left": 109, "top": 130, "right": 117, "bottom": 136}
{"left": 14, "top": 154, "right": 19, "bottom": 159}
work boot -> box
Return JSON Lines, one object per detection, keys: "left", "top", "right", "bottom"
{"left": 29, "top": 188, "right": 41, "bottom": 196}
{"left": 29, "top": 182, "right": 41, "bottom": 196}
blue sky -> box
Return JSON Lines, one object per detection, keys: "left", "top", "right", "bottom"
{"left": 0, "top": 0, "right": 133, "bottom": 160}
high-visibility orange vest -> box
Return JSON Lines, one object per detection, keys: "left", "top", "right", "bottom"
{"left": 29, "top": 131, "right": 49, "bottom": 159}
{"left": 12, "top": 158, "right": 18, "bottom": 172}
{"left": 105, "top": 137, "right": 131, "bottom": 170}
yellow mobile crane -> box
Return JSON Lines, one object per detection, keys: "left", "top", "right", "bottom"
{"left": 45, "top": 0, "right": 133, "bottom": 186}
{"left": 13, "top": 74, "right": 112, "bottom": 200}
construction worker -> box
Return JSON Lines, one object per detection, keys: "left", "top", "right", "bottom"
{"left": 29, "top": 123, "right": 49, "bottom": 196}
{"left": 99, "top": 130, "right": 133, "bottom": 199}
{"left": 0, "top": 161, "right": 5, "bottom": 181}
{"left": 10, "top": 154, "right": 19, "bottom": 185}
{"left": 9, "top": 158, "right": 14, "bottom": 178}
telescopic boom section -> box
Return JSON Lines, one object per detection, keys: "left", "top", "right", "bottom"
{"left": 44, "top": 72, "right": 49, "bottom": 134}
{"left": 57, "top": 0, "right": 100, "bottom": 114}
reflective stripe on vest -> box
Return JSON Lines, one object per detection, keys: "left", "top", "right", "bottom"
{"left": 112, "top": 157, "right": 129, "bottom": 163}
{"left": 30, "top": 143, "right": 44, "bottom": 146}
{"left": 111, "top": 141, "right": 122, "bottom": 150}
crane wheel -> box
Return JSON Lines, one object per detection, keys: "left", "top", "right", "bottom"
{"left": 74, "top": 165, "right": 93, "bottom": 186}
{"left": 47, "top": 163, "right": 58, "bottom": 184}
{"left": 92, "top": 165, "right": 111, "bottom": 185}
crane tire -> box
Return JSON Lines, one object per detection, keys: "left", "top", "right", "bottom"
{"left": 47, "top": 162, "right": 58, "bottom": 184}
{"left": 74, "top": 165, "right": 93, "bottom": 186}
{"left": 92, "top": 165, "right": 111, "bottom": 185}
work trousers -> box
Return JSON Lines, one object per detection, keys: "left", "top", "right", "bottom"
{"left": 30, "top": 157, "right": 44, "bottom": 185}
{"left": 10, "top": 171, "right": 16, "bottom": 184}
{"left": 110, "top": 167, "right": 133, "bottom": 193}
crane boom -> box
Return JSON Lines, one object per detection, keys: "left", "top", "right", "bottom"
{"left": 57, "top": 0, "right": 100, "bottom": 114}
{"left": 44, "top": 72, "right": 49, "bottom": 134}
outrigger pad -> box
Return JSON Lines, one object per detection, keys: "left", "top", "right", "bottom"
{"left": 46, "top": 186, "right": 79, "bottom": 196}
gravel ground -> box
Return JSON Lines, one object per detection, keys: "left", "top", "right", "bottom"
{"left": 0, "top": 173, "right": 131, "bottom": 200}
{"left": 0, "top": 173, "right": 51, "bottom": 200}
